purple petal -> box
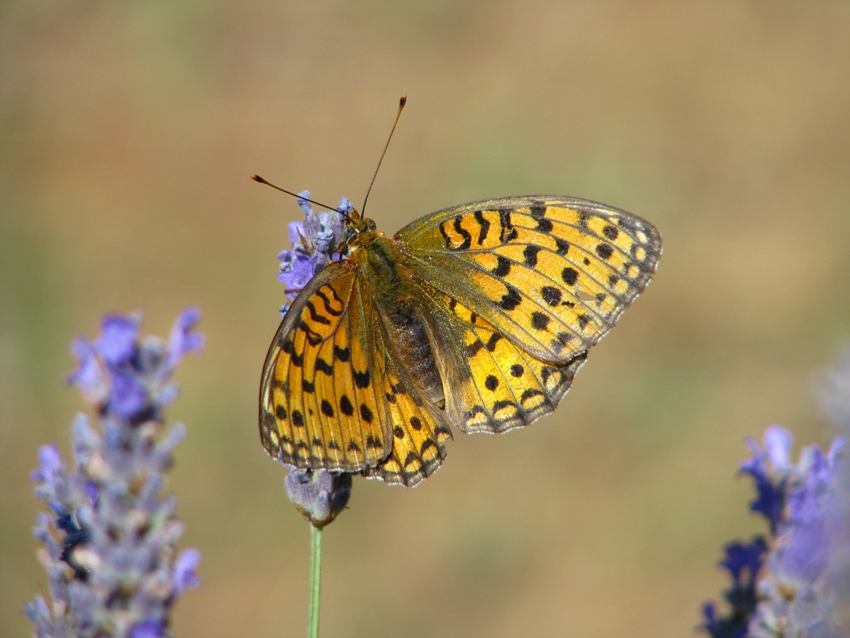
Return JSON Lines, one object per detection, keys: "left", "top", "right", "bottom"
{"left": 108, "top": 369, "right": 148, "bottom": 419}
{"left": 764, "top": 425, "right": 793, "bottom": 472}
{"left": 288, "top": 220, "right": 306, "bottom": 246}
{"left": 721, "top": 539, "right": 765, "bottom": 585}
{"left": 166, "top": 307, "right": 204, "bottom": 372}
{"left": 129, "top": 619, "right": 166, "bottom": 638}
{"left": 173, "top": 548, "right": 201, "bottom": 594}
{"left": 741, "top": 448, "right": 784, "bottom": 528}
{"left": 97, "top": 314, "right": 140, "bottom": 366}
{"left": 337, "top": 197, "right": 353, "bottom": 215}
{"left": 278, "top": 253, "right": 315, "bottom": 291}
{"left": 297, "top": 191, "right": 312, "bottom": 215}
{"left": 67, "top": 336, "right": 104, "bottom": 394}
{"left": 31, "top": 445, "right": 64, "bottom": 483}
{"left": 776, "top": 517, "right": 830, "bottom": 583}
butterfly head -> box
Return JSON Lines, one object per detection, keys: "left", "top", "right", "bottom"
{"left": 340, "top": 208, "right": 379, "bottom": 253}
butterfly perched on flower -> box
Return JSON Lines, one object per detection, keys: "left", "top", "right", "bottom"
{"left": 259, "top": 191, "right": 661, "bottom": 487}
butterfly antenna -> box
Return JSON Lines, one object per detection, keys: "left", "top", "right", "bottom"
{"left": 361, "top": 94, "right": 407, "bottom": 215}
{"left": 251, "top": 174, "right": 350, "bottom": 216}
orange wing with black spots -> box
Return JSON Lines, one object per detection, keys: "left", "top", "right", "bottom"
{"left": 393, "top": 196, "right": 661, "bottom": 435}
{"left": 396, "top": 196, "right": 661, "bottom": 363}
{"left": 415, "top": 280, "right": 589, "bottom": 434}
{"left": 259, "top": 261, "right": 392, "bottom": 472}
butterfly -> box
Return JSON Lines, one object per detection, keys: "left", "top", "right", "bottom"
{"left": 260, "top": 195, "right": 661, "bottom": 487}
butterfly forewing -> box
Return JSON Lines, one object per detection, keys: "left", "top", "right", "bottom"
{"left": 260, "top": 262, "right": 392, "bottom": 472}
{"left": 396, "top": 196, "right": 661, "bottom": 363}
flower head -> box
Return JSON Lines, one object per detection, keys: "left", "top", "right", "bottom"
{"left": 284, "top": 470, "right": 352, "bottom": 528}
{"left": 700, "top": 426, "right": 845, "bottom": 638}
{"left": 276, "top": 191, "right": 347, "bottom": 315}
{"left": 67, "top": 308, "right": 204, "bottom": 423}
{"left": 26, "top": 310, "right": 203, "bottom": 637}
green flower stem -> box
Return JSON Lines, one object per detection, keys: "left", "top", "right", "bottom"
{"left": 308, "top": 523, "right": 323, "bottom": 638}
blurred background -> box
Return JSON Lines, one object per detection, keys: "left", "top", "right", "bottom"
{"left": 2, "top": 2, "right": 849, "bottom": 636}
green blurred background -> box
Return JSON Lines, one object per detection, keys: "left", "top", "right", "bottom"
{"left": 2, "top": 2, "right": 849, "bottom": 636}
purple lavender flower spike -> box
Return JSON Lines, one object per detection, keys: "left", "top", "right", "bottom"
{"left": 700, "top": 424, "right": 845, "bottom": 638}
{"left": 27, "top": 309, "right": 203, "bottom": 636}
{"left": 816, "top": 346, "right": 850, "bottom": 621}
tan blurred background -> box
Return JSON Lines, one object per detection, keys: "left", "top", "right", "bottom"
{"left": 2, "top": 2, "right": 849, "bottom": 636}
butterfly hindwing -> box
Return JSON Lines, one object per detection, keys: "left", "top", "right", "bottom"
{"left": 396, "top": 196, "right": 661, "bottom": 363}
{"left": 415, "top": 281, "right": 589, "bottom": 433}
{"left": 360, "top": 316, "right": 451, "bottom": 486}
{"left": 260, "top": 261, "right": 392, "bottom": 472}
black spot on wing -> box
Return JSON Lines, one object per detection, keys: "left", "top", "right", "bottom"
{"left": 562, "top": 267, "right": 578, "bottom": 286}
{"left": 541, "top": 286, "right": 562, "bottom": 307}
{"left": 603, "top": 225, "right": 619, "bottom": 240}
{"left": 353, "top": 368, "right": 371, "bottom": 388}
{"left": 315, "top": 357, "right": 333, "bottom": 375}
{"left": 596, "top": 243, "right": 613, "bottom": 260}
{"left": 523, "top": 245, "right": 541, "bottom": 267}
{"left": 498, "top": 286, "right": 522, "bottom": 311}
{"left": 492, "top": 255, "right": 511, "bottom": 277}
{"left": 339, "top": 394, "right": 354, "bottom": 416}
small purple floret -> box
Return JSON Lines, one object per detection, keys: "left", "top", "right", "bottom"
{"left": 173, "top": 547, "right": 202, "bottom": 594}
{"left": 97, "top": 314, "right": 140, "bottom": 365}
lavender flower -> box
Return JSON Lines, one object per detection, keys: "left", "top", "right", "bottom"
{"left": 26, "top": 309, "right": 204, "bottom": 637}
{"left": 815, "top": 346, "right": 850, "bottom": 628}
{"left": 700, "top": 426, "right": 845, "bottom": 638}
{"left": 285, "top": 470, "right": 352, "bottom": 528}
{"left": 276, "top": 190, "right": 349, "bottom": 315}
{"left": 274, "top": 191, "right": 353, "bottom": 527}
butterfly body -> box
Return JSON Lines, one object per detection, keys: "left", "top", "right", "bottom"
{"left": 260, "top": 196, "right": 661, "bottom": 486}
